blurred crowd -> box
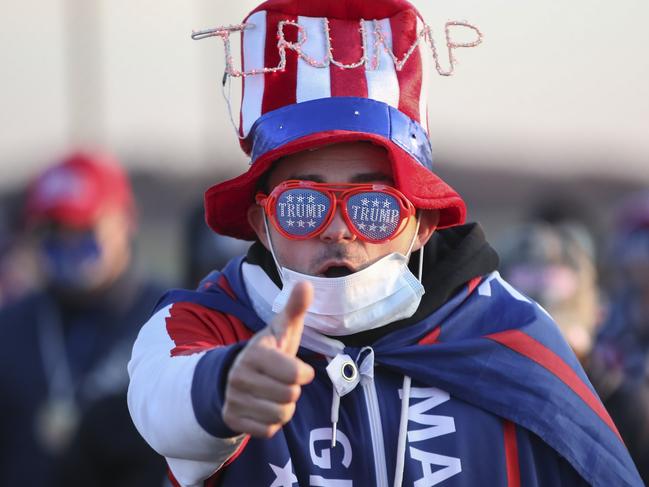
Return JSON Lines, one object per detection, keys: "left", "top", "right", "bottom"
{"left": 0, "top": 151, "right": 648, "bottom": 484}
{"left": 497, "top": 195, "right": 649, "bottom": 483}
{"left": 0, "top": 152, "right": 247, "bottom": 486}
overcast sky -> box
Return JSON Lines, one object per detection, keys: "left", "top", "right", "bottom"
{"left": 1, "top": 0, "right": 647, "bottom": 190}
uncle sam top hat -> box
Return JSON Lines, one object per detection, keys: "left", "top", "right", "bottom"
{"left": 195, "top": 0, "right": 483, "bottom": 240}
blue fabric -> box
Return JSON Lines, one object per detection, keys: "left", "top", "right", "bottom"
{"left": 161, "top": 261, "right": 642, "bottom": 486}
{"left": 41, "top": 232, "right": 101, "bottom": 289}
{"left": 0, "top": 281, "right": 165, "bottom": 486}
{"left": 248, "top": 97, "right": 434, "bottom": 171}
{"left": 154, "top": 258, "right": 266, "bottom": 332}
{"left": 192, "top": 342, "right": 246, "bottom": 438}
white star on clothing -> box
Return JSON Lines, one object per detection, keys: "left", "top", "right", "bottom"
{"left": 286, "top": 194, "right": 293, "bottom": 203}
{"left": 383, "top": 199, "right": 391, "bottom": 208}
{"left": 369, "top": 224, "right": 377, "bottom": 231}
{"left": 287, "top": 219, "right": 294, "bottom": 227}
{"left": 379, "top": 224, "right": 388, "bottom": 232}
{"left": 308, "top": 195, "right": 315, "bottom": 203}
{"left": 297, "top": 220, "right": 305, "bottom": 227}
{"left": 372, "top": 198, "right": 380, "bottom": 207}
{"left": 361, "top": 197, "right": 369, "bottom": 206}
{"left": 307, "top": 219, "right": 316, "bottom": 228}
{"left": 297, "top": 195, "right": 304, "bottom": 203}
{"left": 269, "top": 459, "right": 298, "bottom": 487}
{"left": 358, "top": 223, "right": 366, "bottom": 230}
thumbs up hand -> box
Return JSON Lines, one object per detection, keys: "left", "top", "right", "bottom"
{"left": 222, "top": 282, "right": 315, "bottom": 438}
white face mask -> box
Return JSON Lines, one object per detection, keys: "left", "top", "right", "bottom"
{"left": 267, "top": 217, "right": 425, "bottom": 336}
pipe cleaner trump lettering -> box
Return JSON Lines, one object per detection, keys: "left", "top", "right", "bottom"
{"left": 192, "top": 18, "right": 482, "bottom": 77}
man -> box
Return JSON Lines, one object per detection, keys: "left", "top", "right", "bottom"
{"left": 0, "top": 152, "right": 166, "bottom": 485}
{"left": 127, "top": 0, "right": 642, "bottom": 485}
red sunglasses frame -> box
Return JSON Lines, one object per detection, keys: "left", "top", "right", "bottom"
{"left": 255, "top": 180, "right": 416, "bottom": 243}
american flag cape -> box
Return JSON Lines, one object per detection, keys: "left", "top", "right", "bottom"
{"left": 153, "top": 257, "right": 642, "bottom": 486}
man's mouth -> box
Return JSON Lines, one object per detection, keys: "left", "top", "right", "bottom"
{"left": 318, "top": 262, "right": 356, "bottom": 278}
{"left": 323, "top": 266, "right": 354, "bottom": 278}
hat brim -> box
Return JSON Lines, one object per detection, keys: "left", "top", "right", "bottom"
{"left": 205, "top": 130, "right": 465, "bottom": 240}
{"left": 29, "top": 206, "right": 102, "bottom": 229}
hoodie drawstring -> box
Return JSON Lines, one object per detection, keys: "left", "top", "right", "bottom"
{"left": 393, "top": 375, "right": 411, "bottom": 487}
{"left": 325, "top": 350, "right": 411, "bottom": 487}
{"left": 326, "top": 351, "right": 367, "bottom": 447}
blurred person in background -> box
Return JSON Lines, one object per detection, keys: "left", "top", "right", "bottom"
{"left": 183, "top": 203, "right": 250, "bottom": 289}
{"left": 0, "top": 152, "right": 166, "bottom": 486}
{"left": 498, "top": 221, "right": 601, "bottom": 363}
{"left": 0, "top": 196, "right": 40, "bottom": 308}
{"left": 588, "top": 191, "right": 649, "bottom": 483}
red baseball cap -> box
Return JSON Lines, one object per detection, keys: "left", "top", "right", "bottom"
{"left": 201, "top": 0, "right": 476, "bottom": 240}
{"left": 25, "top": 151, "right": 135, "bottom": 228}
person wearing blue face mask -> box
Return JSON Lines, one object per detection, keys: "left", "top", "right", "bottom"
{"left": 39, "top": 225, "right": 104, "bottom": 293}
{"left": 0, "top": 152, "right": 166, "bottom": 486}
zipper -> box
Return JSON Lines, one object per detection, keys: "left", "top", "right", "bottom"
{"left": 362, "top": 377, "right": 389, "bottom": 487}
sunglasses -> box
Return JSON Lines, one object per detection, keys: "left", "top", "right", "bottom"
{"left": 256, "top": 180, "right": 416, "bottom": 242}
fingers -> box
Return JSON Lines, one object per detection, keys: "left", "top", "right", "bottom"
{"left": 221, "top": 415, "right": 282, "bottom": 439}
{"left": 245, "top": 339, "right": 314, "bottom": 384}
{"left": 271, "top": 281, "right": 313, "bottom": 356}
{"left": 230, "top": 373, "right": 302, "bottom": 404}
{"left": 233, "top": 343, "right": 314, "bottom": 388}
{"left": 223, "top": 393, "right": 297, "bottom": 437}
{"left": 223, "top": 332, "right": 315, "bottom": 437}
{"left": 222, "top": 281, "right": 314, "bottom": 438}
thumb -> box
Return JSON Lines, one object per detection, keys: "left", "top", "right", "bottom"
{"left": 271, "top": 281, "right": 313, "bottom": 356}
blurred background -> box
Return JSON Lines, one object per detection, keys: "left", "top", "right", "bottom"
{"left": 1, "top": 0, "right": 648, "bottom": 484}
{"left": 1, "top": 0, "right": 648, "bottom": 282}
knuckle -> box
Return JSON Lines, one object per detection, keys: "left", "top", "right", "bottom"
{"left": 278, "top": 384, "right": 300, "bottom": 403}
{"left": 288, "top": 384, "right": 302, "bottom": 402}
{"left": 228, "top": 371, "right": 248, "bottom": 390}
{"left": 224, "top": 388, "right": 247, "bottom": 412}
{"left": 269, "top": 410, "right": 284, "bottom": 424}
{"left": 237, "top": 349, "right": 257, "bottom": 368}
{"left": 254, "top": 333, "right": 276, "bottom": 349}
{"left": 221, "top": 407, "right": 238, "bottom": 429}
{"left": 253, "top": 424, "right": 277, "bottom": 439}
{"left": 279, "top": 403, "right": 296, "bottom": 424}
{"left": 297, "top": 362, "right": 315, "bottom": 384}
{"left": 241, "top": 338, "right": 270, "bottom": 360}
{"left": 259, "top": 404, "right": 282, "bottom": 425}
{"left": 266, "top": 424, "right": 281, "bottom": 437}
{"left": 288, "top": 362, "right": 302, "bottom": 383}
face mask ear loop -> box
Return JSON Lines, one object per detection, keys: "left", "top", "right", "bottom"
{"left": 405, "top": 214, "right": 420, "bottom": 258}
{"left": 418, "top": 243, "right": 424, "bottom": 284}
{"left": 263, "top": 214, "right": 286, "bottom": 285}
{"left": 404, "top": 212, "right": 424, "bottom": 284}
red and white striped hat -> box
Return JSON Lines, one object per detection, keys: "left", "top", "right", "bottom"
{"left": 202, "top": 0, "right": 479, "bottom": 240}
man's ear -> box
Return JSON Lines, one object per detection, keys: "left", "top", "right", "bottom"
{"left": 247, "top": 204, "right": 271, "bottom": 250}
{"left": 413, "top": 210, "right": 440, "bottom": 252}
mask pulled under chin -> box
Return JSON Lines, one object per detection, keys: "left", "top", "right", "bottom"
{"left": 271, "top": 252, "right": 425, "bottom": 336}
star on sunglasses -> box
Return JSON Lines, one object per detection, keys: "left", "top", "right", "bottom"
{"left": 256, "top": 180, "right": 416, "bottom": 242}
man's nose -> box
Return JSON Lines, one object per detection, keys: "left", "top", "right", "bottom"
{"left": 319, "top": 207, "right": 355, "bottom": 243}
